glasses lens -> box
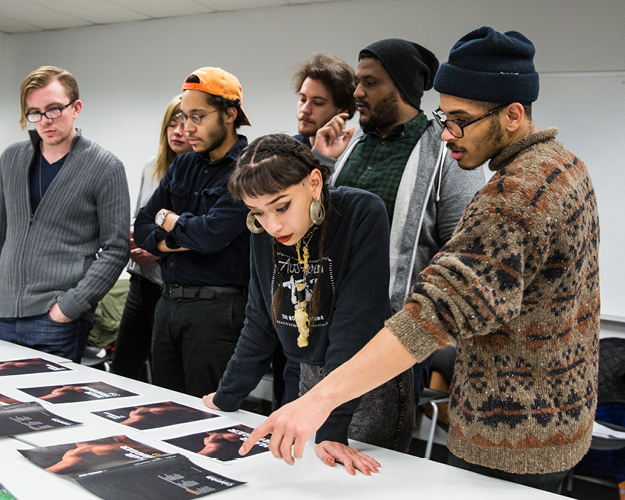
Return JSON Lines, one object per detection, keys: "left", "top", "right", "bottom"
{"left": 46, "top": 108, "right": 62, "bottom": 119}
{"left": 190, "top": 115, "right": 202, "bottom": 125}
{"left": 26, "top": 113, "right": 40, "bottom": 123}
{"left": 447, "top": 121, "right": 462, "bottom": 138}
{"left": 176, "top": 113, "right": 187, "bottom": 124}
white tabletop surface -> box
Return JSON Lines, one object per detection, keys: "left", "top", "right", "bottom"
{"left": 0, "top": 340, "right": 561, "bottom": 499}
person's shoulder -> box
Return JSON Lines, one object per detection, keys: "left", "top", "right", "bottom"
{"left": 1, "top": 138, "right": 32, "bottom": 157}
{"left": 170, "top": 151, "right": 196, "bottom": 168}
{"left": 330, "top": 186, "right": 386, "bottom": 216}
{"left": 76, "top": 134, "right": 123, "bottom": 168}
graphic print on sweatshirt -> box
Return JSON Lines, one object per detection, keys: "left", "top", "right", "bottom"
{"left": 272, "top": 251, "right": 333, "bottom": 331}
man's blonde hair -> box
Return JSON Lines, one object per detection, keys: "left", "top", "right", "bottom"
{"left": 20, "top": 66, "right": 80, "bottom": 130}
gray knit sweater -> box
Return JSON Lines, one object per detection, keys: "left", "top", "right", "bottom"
{"left": 0, "top": 130, "right": 130, "bottom": 321}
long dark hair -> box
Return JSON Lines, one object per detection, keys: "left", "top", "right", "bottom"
{"left": 228, "top": 134, "right": 332, "bottom": 328}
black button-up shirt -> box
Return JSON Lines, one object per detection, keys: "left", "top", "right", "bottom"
{"left": 134, "top": 136, "right": 250, "bottom": 287}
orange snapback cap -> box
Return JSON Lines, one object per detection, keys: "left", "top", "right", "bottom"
{"left": 182, "top": 67, "right": 251, "bottom": 126}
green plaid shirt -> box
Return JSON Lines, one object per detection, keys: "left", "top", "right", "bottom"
{"left": 334, "top": 112, "right": 429, "bottom": 222}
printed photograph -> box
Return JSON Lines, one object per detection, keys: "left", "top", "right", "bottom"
{"left": 164, "top": 423, "right": 270, "bottom": 463}
{"left": 92, "top": 401, "right": 218, "bottom": 430}
{"left": 18, "top": 381, "right": 138, "bottom": 403}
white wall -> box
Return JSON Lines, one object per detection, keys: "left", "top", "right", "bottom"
{"left": 1, "top": 0, "right": 624, "bottom": 317}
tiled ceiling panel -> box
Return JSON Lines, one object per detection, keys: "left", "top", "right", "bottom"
{"left": 0, "top": 0, "right": 346, "bottom": 34}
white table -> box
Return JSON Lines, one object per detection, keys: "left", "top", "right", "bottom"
{"left": 0, "top": 341, "right": 561, "bottom": 499}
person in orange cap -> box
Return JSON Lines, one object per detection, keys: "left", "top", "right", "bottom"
{"left": 134, "top": 67, "right": 251, "bottom": 397}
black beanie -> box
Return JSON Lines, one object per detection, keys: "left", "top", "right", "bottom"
{"left": 434, "top": 26, "right": 539, "bottom": 104}
{"left": 359, "top": 38, "right": 439, "bottom": 110}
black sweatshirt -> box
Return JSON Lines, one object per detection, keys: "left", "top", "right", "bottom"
{"left": 214, "top": 186, "right": 392, "bottom": 444}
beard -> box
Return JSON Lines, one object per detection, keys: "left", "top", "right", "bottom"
{"left": 197, "top": 113, "right": 228, "bottom": 155}
{"left": 447, "top": 114, "right": 506, "bottom": 170}
{"left": 360, "top": 89, "right": 400, "bottom": 134}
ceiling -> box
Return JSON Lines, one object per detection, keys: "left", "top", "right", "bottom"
{"left": 0, "top": 0, "right": 343, "bottom": 34}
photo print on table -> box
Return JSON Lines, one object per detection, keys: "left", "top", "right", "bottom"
{"left": 19, "top": 435, "right": 165, "bottom": 476}
{"left": 92, "top": 401, "right": 218, "bottom": 430}
{"left": 0, "top": 401, "right": 80, "bottom": 438}
{"left": 18, "top": 381, "right": 138, "bottom": 404}
{"left": 20, "top": 437, "right": 244, "bottom": 499}
{"left": 0, "top": 393, "right": 21, "bottom": 405}
{"left": 164, "top": 423, "right": 271, "bottom": 463}
{"left": 0, "top": 358, "right": 71, "bottom": 376}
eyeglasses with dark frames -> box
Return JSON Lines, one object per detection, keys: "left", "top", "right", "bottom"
{"left": 432, "top": 103, "right": 509, "bottom": 139}
{"left": 26, "top": 101, "right": 76, "bottom": 123}
{"left": 176, "top": 109, "right": 219, "bottom": 126}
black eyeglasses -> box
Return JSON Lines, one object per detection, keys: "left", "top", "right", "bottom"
{"left": 432, "top": 103, "right": 509, "bottom": 139}
{"left": 176, "top": 110, "right": 218, "bottom": 126}
{"left": 26, "top": 101, "right": 75, "bottom": 123}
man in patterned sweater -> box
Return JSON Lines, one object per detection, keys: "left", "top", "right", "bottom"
{"left": 241, "top": 27, "right": 600, "bottom": 494}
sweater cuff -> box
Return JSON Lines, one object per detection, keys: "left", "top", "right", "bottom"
{"left": 55, "top": 293, "right": 87, "bottom": 321}
{"left": 385, "top": 307, "right": 440, "bottom": 362}
{"left": 311, "top": 148, "right": 337, "bottom": 169}
{"left": 213, "top": 388, "right": 244, "bottom": 412}
{"left": 315, "top": 412, "right": 351, "bottom": 445}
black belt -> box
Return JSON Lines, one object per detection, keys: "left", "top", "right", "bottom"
{"left": 162, "top": 284, "right": 245, "bottom": 300}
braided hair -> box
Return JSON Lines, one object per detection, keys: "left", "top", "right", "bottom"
{"left": 228, "top": 134, "right": 332, "bottom": 328}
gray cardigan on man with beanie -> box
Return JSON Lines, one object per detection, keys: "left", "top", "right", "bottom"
{"left": 0, "top": 129, "right": 130, "bottom": 322}
{"left": 329, "top": 120, "right": 485, "bottom": 312}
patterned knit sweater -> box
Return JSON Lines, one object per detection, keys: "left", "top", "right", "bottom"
{"left": 386, "top": 128, "right": 600, "bottom": 474}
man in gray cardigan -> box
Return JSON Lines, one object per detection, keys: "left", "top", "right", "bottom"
{"left": 315, "top": 39, "right": 485, "bottom": 399}
{"left": 0, "top": 66, "right": 130, "bottom": 362}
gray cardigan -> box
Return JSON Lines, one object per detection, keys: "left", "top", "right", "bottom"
{"left": 329, "top": 121, "right": 485, "bottom": 312}
{"left": 0, "top": 130, "right": 130, "bottom": 321}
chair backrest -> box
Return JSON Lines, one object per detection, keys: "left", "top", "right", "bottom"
{"left": 430, "top": 345, "right": 456, "bottom": 382}
{"left": 598, "top": 337, "right": 625, "bottom": 406}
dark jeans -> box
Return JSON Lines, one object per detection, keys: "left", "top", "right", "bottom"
{"left": 300, "top": 363, "right": 415, "bottom": 452}
{"left": 447, "top": 452, "right": 569, "bottom": 494}
{"left": 0, "top": 312, "right": 92, "bottom": 363}
{"left": 151, "top": 290, "right": 246, "bottom": 398}
{"left": 112, "top": 274, "right": 162, "bottom": 380}
{"left": 282, "top": 358, "right": 301, "bottom": 405}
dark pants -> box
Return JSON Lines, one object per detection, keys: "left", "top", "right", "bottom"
{"left": 112, "top": 274, "right": 162, "bottom": 380}
{"left": 300, "top": 363, "right": 415, "bottom": 452}
{"left": 151, "top": 290, "right": 246, "bottom": 398}
{"left": 447, "top": 452, "right": 569, "bottom": 494}
{"left": 282, "top": 358, "right": 301, "bottom": 405}
{"left": 0, "top": 313, "right": 92, "bottom": 363}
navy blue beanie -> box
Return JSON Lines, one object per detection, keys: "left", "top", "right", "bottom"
{"left": 360, "top": 38, "right": 439, "bottom": 110}
{"left": 434, "top": 26, "right": 539, "bottom": 103}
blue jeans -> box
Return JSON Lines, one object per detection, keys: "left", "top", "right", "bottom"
{"left": 0, "top": 313, "right": 92, "bottom": 363}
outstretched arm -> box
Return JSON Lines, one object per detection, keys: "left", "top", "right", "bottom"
{"left": 240, "top": 327, "right": 416, "bottom": 464}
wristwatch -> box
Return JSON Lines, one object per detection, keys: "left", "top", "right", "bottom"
{"left": 155, "top": 209, "right": 170, "bottom": 229}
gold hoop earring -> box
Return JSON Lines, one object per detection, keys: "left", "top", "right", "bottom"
{"left": 246, "top": 212, "right": 265, "bottom": 234}
{"left": 310, "top": 199, "right": 325, "bottom": 225}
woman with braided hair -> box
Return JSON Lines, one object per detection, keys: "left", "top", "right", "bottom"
{"left": 203, "top": 134, "right": 414, "bottom": 475}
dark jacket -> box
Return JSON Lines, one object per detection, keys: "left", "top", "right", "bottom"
{"left": 134, "top": 137, "right": 250, "bottom": 287}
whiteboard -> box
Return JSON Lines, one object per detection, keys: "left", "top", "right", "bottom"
{"left": 534, "top": 72, "right": 625, "bottom": 321}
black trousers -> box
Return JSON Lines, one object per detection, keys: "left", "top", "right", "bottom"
{"left": 151, "top": 290, "right": 246, "bottom": 398}
{"left": 448, "top": 452, "right": 569, "bottom": 494}
{"left": 112, "top": 274, "right": 162, "bottom": 380}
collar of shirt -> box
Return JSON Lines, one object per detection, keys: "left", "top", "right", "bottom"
{"left": 197, "top": 135, "right": 248, "bottom": 166}
{"left": 364, "top": 112, "right": 428, "bottom": 143}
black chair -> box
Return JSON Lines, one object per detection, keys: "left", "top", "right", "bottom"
{"left": 417, "top": 345, "right": 456, "bottom": 459}
{"left": 567, "top": 337, "right": 625, "bottom": 494}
